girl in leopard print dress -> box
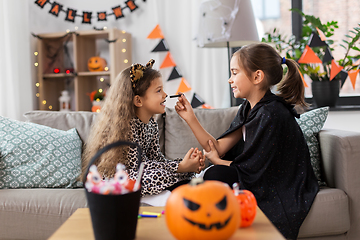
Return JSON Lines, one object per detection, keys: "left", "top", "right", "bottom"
{"left": 81, "top": 60, "right": 204, "bottom": 196}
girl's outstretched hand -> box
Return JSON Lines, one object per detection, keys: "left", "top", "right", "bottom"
{"left": 177, "top": 147, "right": 205, "bottom": 174}
{"left": 203, "top": 140, "right": 221, "bottom": 165}
{"left": 204, "top": 140, "right": 232, "bottom": 166}
{"left": 174, "top": 93, "right": 196, "bottom": 123}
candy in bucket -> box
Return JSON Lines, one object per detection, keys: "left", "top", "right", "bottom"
{"left": 85, "top": 163, "right": 137, "bottom": 195}
{"left": 83, "top": 140, "right": 143, "bottom": 240}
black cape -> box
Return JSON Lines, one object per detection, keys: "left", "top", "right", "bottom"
{"left": 220, "top": 91, "right": 319, "bottom": 239}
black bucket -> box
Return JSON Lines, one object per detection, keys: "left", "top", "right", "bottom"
{"left": 83, "top": 141, "right": 143, "bottom": 240}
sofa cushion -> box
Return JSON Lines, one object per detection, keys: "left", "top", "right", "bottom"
{"left": 0, "top": 116, "right": 82, "bottom": 189}
{"left": 296, "top": 107, "right": 329, "bottom": 186}
{"left": 23, "top": 111, "right": 98, "bottom": 144}
{"left": 163, "top": 107, "right": 239, "bottom": 160}
{"left": 298, "top": 187, "right": 350, "bottom": 238}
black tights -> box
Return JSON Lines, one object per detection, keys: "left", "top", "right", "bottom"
{"left": 203, "top": 165, "right": 239, "bottom": 188}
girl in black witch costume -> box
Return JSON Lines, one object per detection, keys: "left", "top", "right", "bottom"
{"left": 175, "top": 43, "right": 319, "bottom": 240}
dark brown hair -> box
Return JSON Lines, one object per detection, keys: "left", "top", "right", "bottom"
{"left": 234, "top": 43, "right": 307, "bottom": 107}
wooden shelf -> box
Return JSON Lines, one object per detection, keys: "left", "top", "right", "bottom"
{"left": 36, "top": 28, "right": 131, "bottom": 111}
{"left": 77, "top": 71, "right": 110, "bottom": 77}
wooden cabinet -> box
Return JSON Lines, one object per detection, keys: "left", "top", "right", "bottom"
{"left": 36, "top": 28, "right": 132, "bottom": 111}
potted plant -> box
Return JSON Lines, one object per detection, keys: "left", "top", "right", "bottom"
{"left": 262, "top": 9, "right": 360, "bottom": 107}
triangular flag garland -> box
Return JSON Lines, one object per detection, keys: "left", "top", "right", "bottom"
{"left": 308, "top": 32, "right": 327, "bottom": 47}
{"left": 298, "top": 45, "right": 323, "bottom": 64}
{"left": 148, "top": 24, "right": 208, "bottom": 107}
{"left": 34, "top": 0, "right": 145, "bottom": 24}
{"left": 176, "top": 78, "right": 192, "bottom": 93}
{"left": 147, "top": 24, "right": 164, "bottom": 39}
{"left": 151, "top": 39, "right": 170, "bottom": 52}
{"left": 348, "top": 69, "right": 359, "bottom": 89}
{"left": 330, "top": 59, "right": 344, "bottom": 81}
{"left": 322, "top": 47, "right": 334, "bottom": 63}
{"left": 167, "top": 67, "right": 182, "bottom": 81}
{"left": 202, "top": 104, "right": 214, "bottom": 109}
{"left": 316, "top": 27, "right": 327, "bottom": 41}
{"left": 298, "top": 68, "right": 308, "bottom": 88}
{"left": 160, "top": 52, "right": 176, "bottom": 69}
{"left": 191, "top": 93, "right": 206, "bottom": 108}
{"left": 340, "top": 70, "right": 348, "bottom": 87}
{"left": 297, "top": 32, "right": 358, "bottom": 89}
{"left": 352, "top": 58, "right": 360, "bottom": 66}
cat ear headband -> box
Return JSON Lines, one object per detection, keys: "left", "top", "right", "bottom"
{"left": 130, "top": 59, "right": 155, "bottom": 88}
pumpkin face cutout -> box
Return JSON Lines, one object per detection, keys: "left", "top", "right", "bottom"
{"left": 165, "top": 178, "right": 240, "bottom": 240}
{"left": 88, "top": 56, "right": 107, "bottom": 72}
{"left": 232, "top": 183, "right": 257, "bottom": 228}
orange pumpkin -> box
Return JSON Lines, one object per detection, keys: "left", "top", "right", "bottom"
{"left": 165, "top": 178, "right": 240, "bottom": 240}
{"left": 232, "top": 183, "right": 257, "bottom": 228}
{"left": 88, "top": 56, "right": 107, "bottom": 72}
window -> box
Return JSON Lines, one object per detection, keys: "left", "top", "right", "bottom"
{"left": 251, "top": 0, "right": 280, "bottom": 20}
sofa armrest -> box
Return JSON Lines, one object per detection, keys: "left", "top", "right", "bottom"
{"left": 319, "top": 129, "right": 360, "bottom": 190}
{"left": 319, "top": 128, "right": 360, "bottom": 239}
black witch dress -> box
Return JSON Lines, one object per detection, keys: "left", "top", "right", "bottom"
{"left": 220, "top": 91, "right": 319, "bottom": 239}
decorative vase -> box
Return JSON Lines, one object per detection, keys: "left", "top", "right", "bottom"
{"left": 311, "top": 79, "right": 340, "bottom": 108}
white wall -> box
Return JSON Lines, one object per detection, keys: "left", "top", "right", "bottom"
{"left": 28, "top": 0, "right": 230, "bottom": 112}
{"left": 324, "top": 111, "right": 360, "bottom": 133}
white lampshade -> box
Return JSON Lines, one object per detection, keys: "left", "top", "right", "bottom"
{"left": 197, "top": 0, "right": 259, "bottom": 48}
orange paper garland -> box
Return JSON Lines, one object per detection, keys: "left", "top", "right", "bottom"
{"left": 160, "top": 52, "right": 176, "bottom": 69}
{"left": 147, "top": 24, "right": 164, "bottom": 39}
{"left": 176, "top": 78, "right": 192, "bottom": 93}
{"left": 298, "top": 45, "right": 322, "bottom": 64}
{"left": 316, "top": 27, "right": 327, "bottom": 41}
{"left": 348, "top": 69, "right": 359, "bottom": 89}
{"left": 330, "top": 59, "right": 344, "bottom": 81}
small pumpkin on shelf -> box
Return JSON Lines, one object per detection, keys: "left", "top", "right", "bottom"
{"left": 88, "top": 56, "right": 107, "bottom": 72}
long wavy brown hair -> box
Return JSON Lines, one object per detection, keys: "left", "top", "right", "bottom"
{"left": 81, "top": 65, "right": 161, "bottom": 181}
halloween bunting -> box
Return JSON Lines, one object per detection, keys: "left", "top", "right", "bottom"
{"left": 34, "top": 0, "right": 145, "bottom": 23}
{"left": 297, "top": 32, "right": 358, "bottom": 89}
{"left": 148, "top": 24, "right": 212, "bottom": 108}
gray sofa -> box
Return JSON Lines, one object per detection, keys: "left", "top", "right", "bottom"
{"left": 0, "top": 107, "right": 359, "bottom": 240}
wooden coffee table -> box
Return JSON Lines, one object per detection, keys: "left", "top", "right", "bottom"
{"left": 48, "top": 206, "right": 285, "bottom": 240}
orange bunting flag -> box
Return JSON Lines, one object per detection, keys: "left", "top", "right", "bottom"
{"left": 348, "top": 69, "right": 359, "bottom": 89}
{"left": 316, "top": 27, "right": 327, "bottom": 41}
{"left": 160, "top": 52, "right": 176, "bottom": 69}
{"left": 147, "top": 24, "right": 164, "bottom": 39}
{"left": 202, "top": 104, "right": 214, "bottom": 109}
{"left": 298, "top": 68, "right": 308, "bottom": 87}
{"left": 176, "top": 78, "right": 192, "bottom": 93}
{"left": 330, "top": 59, "right": 344, "bottom": 81}
{"left": 298, "top": 45, "right": 322, "bottom": 64}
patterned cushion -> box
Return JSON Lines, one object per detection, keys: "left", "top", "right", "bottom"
{"left": 296, "top": 107, "right": 329, "bottom": 186}
{"left": 0, "top": 116, "right": 83, "bottom": 189}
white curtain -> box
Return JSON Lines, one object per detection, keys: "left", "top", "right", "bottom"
{"left": 0, "top": 0, "right": 33, "bottom": 120}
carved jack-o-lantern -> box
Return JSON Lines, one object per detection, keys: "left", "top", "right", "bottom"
{"left": 165, "top": 178, "right": 240, "bottom": 240}
{"left": 88, "top": 56, "right": 107, "bottom": 72}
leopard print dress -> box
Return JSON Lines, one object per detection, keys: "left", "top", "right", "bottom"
{"left": 125, "top": 117, "right": 194, "bottom": 196}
